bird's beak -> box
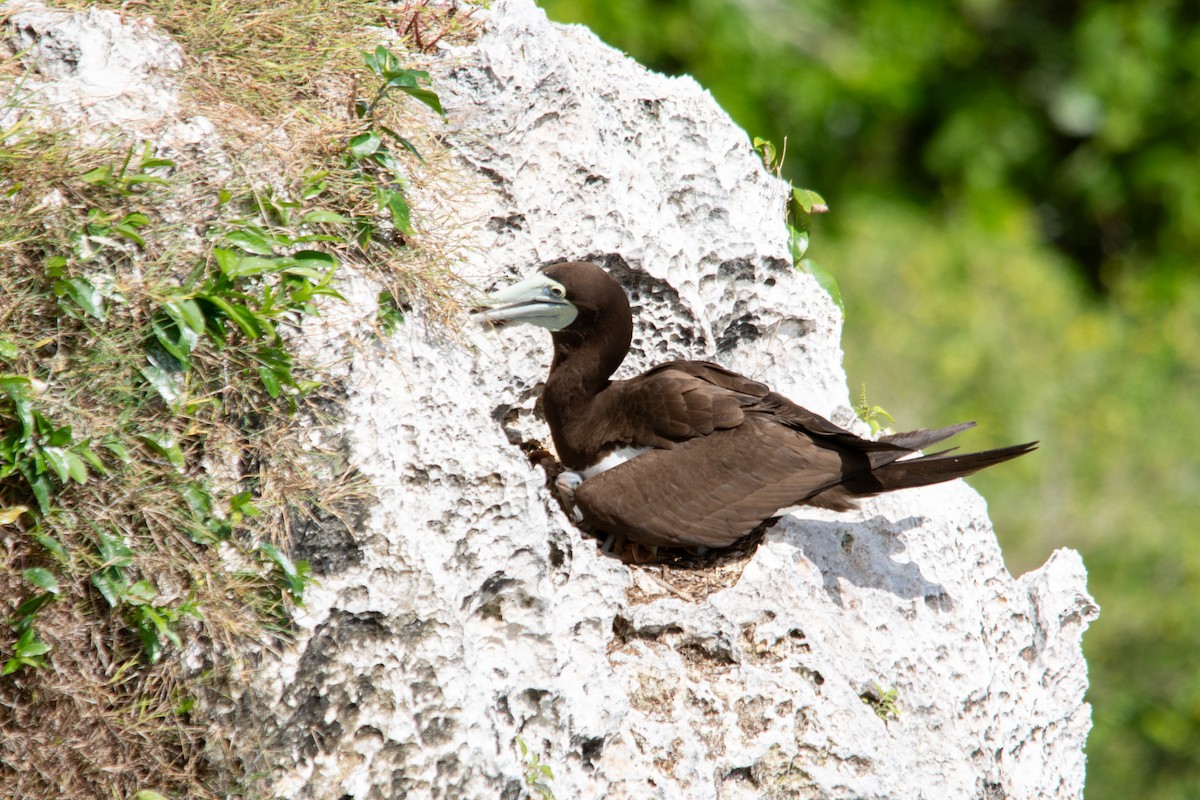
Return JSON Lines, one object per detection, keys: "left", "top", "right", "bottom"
{"left": 471, "top": 271, "right": 578, "bottom": 331}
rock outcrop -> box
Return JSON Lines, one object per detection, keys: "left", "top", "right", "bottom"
{"left": 3, "top": 1, "right": 1098, "bottom": 797}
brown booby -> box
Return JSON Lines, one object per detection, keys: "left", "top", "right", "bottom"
{"left": 475, "top": 262, "right": 1036, "bottom": 550}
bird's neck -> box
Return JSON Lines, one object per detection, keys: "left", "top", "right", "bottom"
{"left": 542, "top": 326, "right": 629, "bottom": 468}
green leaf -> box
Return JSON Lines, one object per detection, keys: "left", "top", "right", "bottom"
{"left": 113, "top": 212, "right": 150, "bottom": 246}
{"left": 788, "top": 224, "right": 810, "bottom": 262}
{"left": 348, "top": 132, "right": 382, "bottom": 160}
{"left": 150, "top": 318, "right": 194, "bottom": 368}
{"left": 123, "top": 174, "right": 168, "bottom": 186}
{"left": 278, "top": 266, "right": 325, "bottom": 284}
{"left": 199, "top": 294, "right": 265, "bottom": 339}
{"left": 137, "top": 433, "right": 185, "bottom": 470}
{"left": 78, "top": 445, "right": 108, "bottom": 476}
{"left": 258, "top": 542, "right": 287, "bottom": 568}
{"left": 383, "top": 191, "right": 412, "bottom": 235}
{"left": 139, "top": 156, "right": 176, "bottom": 170}
{"left": 258, "top": 543, "right": 311, "bottom": 602}
{"left": 259, "top": 366, "right": 281, "bottom": 398}
{"left": 133, "top": 791, "right": 171, "bottom": 800}
{"left": 156, "top": 299, "right": 204, "bottom": 358}
{"left": 364, "top": 45, "right": 400, "bottom": 78}
{"left": 383, "top": 70, "right": 420, "bottom": 89}
{"left": 14, "top": 592, "right": 54, "bottom": 619}
{"left": 224, "top": 228, "right": 277, "bottom": 256}
{"left": 137, "top": 619, "right": 163, "bottom": 662}
{"left": 378, "top": 290, "right": 406, "bottom": 334}
{"left": 211, "top": 247, "right": 243, "bottom": 277}
{"left": 91, "top": 568, "right": 126, "bottom": 607}
{"left": 256, "top": 343, "right": 294, "bottom": 381}
{"left": 95, "top": 530, "right": 133, "bottom": 568}
{"left": 0, "top": 336, "right": 18, "bottom": 360}
{"left": 180, "top": 482, "right": 234, "bottom": 544}
{"left": 181, "top": 482, "right": 213, "bottom": 517}
{"left": 0, "top": 375, "right": 34, "bottom": 432}
{"left": 300, "top": 172, "right": 329, "bottom": 200}
{"left": 300, "top": 209, "right": 352, "bottom": 225}
{"left": 368, "top": 150, "right": 403, "bottom": 180}
{"left": 112, "top": 223, "right": 146, "bottom": 247}
{"left": 54, "top": 276, "right": 107, "bottom": 320}
{"left": 125, "top": 579, "right": 157, "bottom": 606}
{"left": 53, "top": 448, "right": 88, "bottom": 483}
{"left": 44, "top": 423, "right": 73, "bottom": 448}
{"left": 394, "top": 85, "right": 445, "bottom": 117}
{"left": 797, "top": 258, "right": 844, "bottom": 312}
{"left": 80, "top": 165, "right": 112, "bottom": 185}
{"left": 230, "top": 491, "right": 261, "bottom": 518}
{"left": 31, "top": 530, "right": 67, "bottom": 562}
{"left": 217, "top": 252, "right": 287, "bottom": 279}
{"left": 232, "top": 253, "right": 293, "bottom": 278}
{"left": 103, "top": 440, "right": 131, "bottom": 463}
{"left": 140, "top": 361, "right": 184, "bottom": 408}
{"left": 156, "top": 615, "right": 182, "bottom": 648}
{"left": 27, "top": 471, "right": 51, "bottom": 515}
{"left": 792, "top": 187, "right": 828, "bottom": 214}
{"left": 15, "top": 628, "right": 50, "bottom": 658}
{"left": 43, "top": 255, "right": 67, "bottom": 278}
{"left": 173, "top": 298, "right": 207, "bottom": 334}
{"left": 41, "top": 446, "right": 73, "bottom": 483}
{"left": 23, "top": 567, "right": 59, "bottom": 595}
{"left": 379, "top": 126, "right": 424, "bottom": 162}
{"left": 290, "top": 249, "right": 337, "bottom": 268}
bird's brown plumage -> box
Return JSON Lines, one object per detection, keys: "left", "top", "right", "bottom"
{"left": 491, "top": 261, "right": 1036, "bottom": 550}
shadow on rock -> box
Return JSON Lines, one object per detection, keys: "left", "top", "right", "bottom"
{"left": 781, "top": 514, "right": 954, "bottom": 611}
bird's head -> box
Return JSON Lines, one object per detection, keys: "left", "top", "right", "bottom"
{"left": 472, "top": 261, "right": 630, "bottom": 336}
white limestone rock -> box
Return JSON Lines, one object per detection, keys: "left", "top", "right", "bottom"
{"left": 0, "top": 1, "right": 227, "bottom": 203}
{"left": 246, "top": 2, "right": 1096, "bottom": 798}
{"left": 3, "top": 1, "right": 182, "bottom": 130}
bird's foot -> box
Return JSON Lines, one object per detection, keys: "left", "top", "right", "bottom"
{"left": 624, "top": 542, "right": 659, "bottom": 564}
{"left": 555, "top": 470, "right": 584, "bottom": 523}
{"left": 591, "top": 529, "right": 658, "bottom": 563}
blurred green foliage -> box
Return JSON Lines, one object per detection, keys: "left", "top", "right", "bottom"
{"left": 542, "top": 2, "right": 1200, "bottom": 798}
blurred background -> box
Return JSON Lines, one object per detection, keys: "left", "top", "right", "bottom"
{"left": 539, "top": 2, "right": 1200, "bottom": 797}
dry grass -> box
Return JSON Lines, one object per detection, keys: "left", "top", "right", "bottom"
{"left": 0, "top": 151, "right": 297, "bottom": 796}
{"left": 0, "top": 555, "right": 214, "bottom": 798}
{"left": 1, "top": 1, "right": 487, "bottom": 796}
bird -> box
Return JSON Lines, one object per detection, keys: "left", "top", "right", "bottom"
{"left": 474, "top": 261, "right": 1036, "bottom": 551}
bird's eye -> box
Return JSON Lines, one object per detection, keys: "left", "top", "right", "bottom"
{"left": 550, "top": 286, "right": 566, "bottom": 298}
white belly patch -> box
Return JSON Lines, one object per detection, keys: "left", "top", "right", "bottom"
{"left": 579, "top": 445, "right": 651, "bottom": 480}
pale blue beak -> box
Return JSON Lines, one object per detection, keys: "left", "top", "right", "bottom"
{"left": 472, "top": 271, "right": 579, "bottom": 331}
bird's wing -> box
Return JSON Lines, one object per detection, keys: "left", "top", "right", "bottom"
{"left": 575, "top": 414, "right": 861, "bottom": 549}
{"left": 591, "top": 361, "right": 760, "bottom": 447}
{"left": 599, "top": 360, "right": 905, "bottom": 451}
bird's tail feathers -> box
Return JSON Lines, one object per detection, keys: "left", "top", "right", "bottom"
{"left": 877, "top": 421, "right": 977, "bottom": 451}
{"left": 848, "top": 441, "right": 1038, "bottom": 496}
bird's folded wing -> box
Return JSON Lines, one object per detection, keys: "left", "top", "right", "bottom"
{"left": 574, "top": 415, "right": 858, "bottom": 549}
{"left": 603, "top": 360, "right": 905, "bottom": 452}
